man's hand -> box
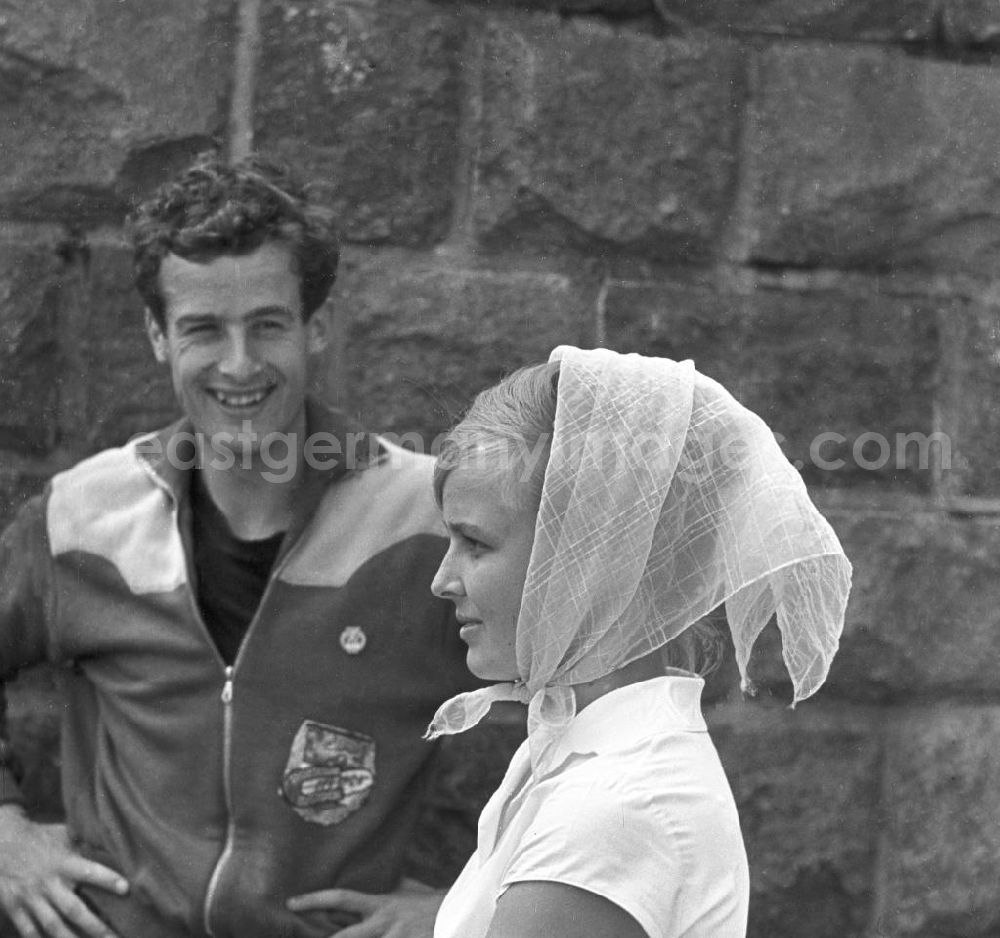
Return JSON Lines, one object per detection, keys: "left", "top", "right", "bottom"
{"left": 287, "top": 878, "right": 444, "bottom": 938}
{"left": 0, "top": 805, "right": 129, "bottom": 938}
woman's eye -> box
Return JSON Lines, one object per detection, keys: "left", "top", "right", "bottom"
{"left": 462, "top": 534, "right": 487, "bottom": 553}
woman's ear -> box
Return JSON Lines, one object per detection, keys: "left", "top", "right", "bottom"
{"left": 547, "top": 361, "right": 560, "bottom": 395}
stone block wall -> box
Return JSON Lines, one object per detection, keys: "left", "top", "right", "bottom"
{"left": 2, "top": 1, "right": 1000, "bottom": 935}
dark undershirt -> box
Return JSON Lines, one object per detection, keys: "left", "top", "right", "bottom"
{"left": 190, "top": 472, "right": 285, "bottom": 665}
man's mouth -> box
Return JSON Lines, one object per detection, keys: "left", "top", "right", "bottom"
{"left": 209, "top": 387, "right": 273, "bottom": 409}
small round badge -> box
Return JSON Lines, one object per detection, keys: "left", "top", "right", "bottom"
{"left": 339, "top": 626, "right": 367, "bottom": 655}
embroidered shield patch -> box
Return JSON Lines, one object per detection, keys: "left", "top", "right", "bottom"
{"left": 280, "top": 721, "right": 376, "bottom": 826}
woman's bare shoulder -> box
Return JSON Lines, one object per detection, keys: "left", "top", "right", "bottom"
{"left": 486, "top": 881, "right": 648, "bottom": 938}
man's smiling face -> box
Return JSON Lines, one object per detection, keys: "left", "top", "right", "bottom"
{"left": 146, "top": 240, "right": 328, "bottom": 457}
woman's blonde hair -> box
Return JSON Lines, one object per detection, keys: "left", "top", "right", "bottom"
{"left": 433, "top": 361, "right": 559, "bottom": 510}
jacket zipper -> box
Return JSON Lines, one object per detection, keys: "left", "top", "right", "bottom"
{"left": 148, "top": 490, "right": 237, "bottom": 936}
{"left": 202, "top": 667, "right": 235, "bottom": 937}
{"left": 155, "top": 472, "right": 238, "bottom": 938}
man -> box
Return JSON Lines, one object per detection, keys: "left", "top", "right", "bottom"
{"left": 0, "top": 154, "right": 479, "bottom": 938}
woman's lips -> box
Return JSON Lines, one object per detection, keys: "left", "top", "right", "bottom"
{"left": 458, "top": 620, "right": 482, "bottom": 641}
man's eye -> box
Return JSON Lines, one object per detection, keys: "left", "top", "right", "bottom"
{"left": 181, "top": 322, "right": 218, "bottom": 336}
{"left": 255, "top": 319, "right": 286, "bottom": 332}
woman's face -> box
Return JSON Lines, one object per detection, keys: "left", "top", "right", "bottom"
{"left": 431, "top": 465, "right": 537, "bottom": 681}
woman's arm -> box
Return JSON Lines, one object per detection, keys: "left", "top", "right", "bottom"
{"left": 485, "top": 881, "right": 648, "bottom": 938}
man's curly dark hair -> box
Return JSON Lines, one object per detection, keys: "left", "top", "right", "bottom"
{"left": 129, "top": 152, "right": 340, "bottom": 328}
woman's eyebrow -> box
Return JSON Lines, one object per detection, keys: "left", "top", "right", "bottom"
{"left": 445, "top": 520, "right": 491, "bottom": 541}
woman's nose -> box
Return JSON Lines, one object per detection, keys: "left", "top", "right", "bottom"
{"left": 431, "top": 553, "right": 463, "bottom": 598}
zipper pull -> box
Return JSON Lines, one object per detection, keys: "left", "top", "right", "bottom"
{"left": 221, "top": 666, "right": 234, "bottom": 704}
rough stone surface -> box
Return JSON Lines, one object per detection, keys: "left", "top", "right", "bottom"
{"left": 939, "top": 0, "right": 1000, "bottom": 47}
{"left": 878, "top": 705, "right": 1000, "bottom": 936}
{"left": 0, "top": 231, "right": 176, "bottom": 462}
{"left": 81, "top": 241, "right": 178, "bottom": 452}
{"left": 255, "top": 0, "right": 465, "bottom": 245}
{"left": 0, "top": 0, "right": 232, "bottom": 224}
{"left": 603, "top": 277, "right": 940, "bottom": 489}
{"left": 709, "top": 700, "right": 881, "bottom": 938}
{"left": 938, "top": 298, "right": 1000, "bottom": 497}
{"left": 653, "top": 0, "right": 933, "bottom": 40}
{"left": 474, "top": 15, "right": 741, "bottom": 261}
{"left": 746, "top": 498, "right": 1000, "bottom": 701}
{"left": 742, "top": 44, "right": 1000, "bottom": 277}
{"left": 453, "top": 0, "right": 652, "bottom": 11}
{"left": 0, "top": 231, "right": 67, "bottom": 454}
{"left": 334, "top": 249, "right": 594, "bottom": 437}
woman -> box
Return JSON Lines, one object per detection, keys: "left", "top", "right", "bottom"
{"left": 426, "top": 346, "right": 851, "bottom": 938}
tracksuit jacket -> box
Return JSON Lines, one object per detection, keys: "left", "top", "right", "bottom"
{"left": 0, "top": 401, "right": 477, "bottom": 937}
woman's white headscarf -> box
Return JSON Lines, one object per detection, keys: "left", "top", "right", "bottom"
{"left": 426, "top": 347, "right": 852, "bottom": 775}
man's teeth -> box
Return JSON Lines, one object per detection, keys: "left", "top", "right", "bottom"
{"left": 213, "top": 389, "right": 269, "bottom": 407}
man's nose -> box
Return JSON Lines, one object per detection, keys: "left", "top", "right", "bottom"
{"left": 219, "top": 329, "right": 260, "bottom": 379}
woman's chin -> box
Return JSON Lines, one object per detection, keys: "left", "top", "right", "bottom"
{"left": 466, "top": 654, "right": 517, "bottom": 683}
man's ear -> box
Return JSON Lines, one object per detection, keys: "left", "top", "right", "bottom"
{"left": 306, "top": 306, "right": 332, "bottom": 355}
{"left": 145, "top": 309, "right": 169, "bottom": 363}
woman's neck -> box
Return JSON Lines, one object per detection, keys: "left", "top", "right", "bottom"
{"left": 570, "top": 649, "right": 666, "bottom": 712}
